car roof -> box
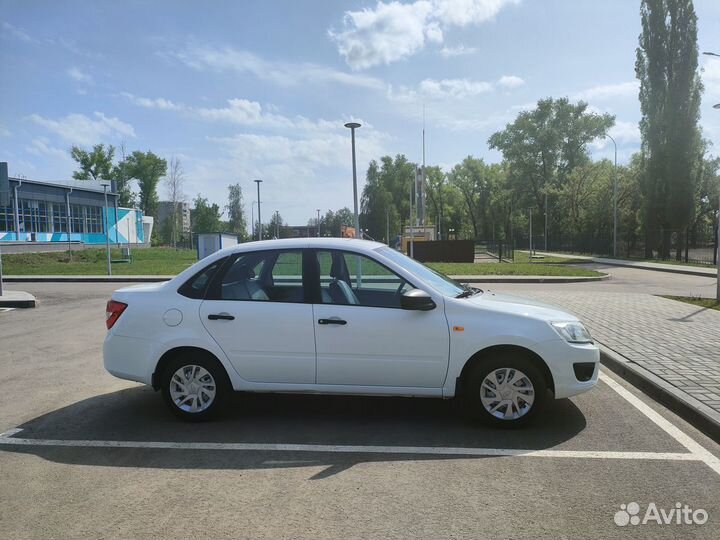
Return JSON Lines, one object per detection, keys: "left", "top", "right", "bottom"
{"left": 227, "top": 237, "right": 386, "bottom": 253}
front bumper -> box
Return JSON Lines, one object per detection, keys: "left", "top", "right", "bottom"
{"left": 531, "top": 339, "right": 600, "bottom": 399}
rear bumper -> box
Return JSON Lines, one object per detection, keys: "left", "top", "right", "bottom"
{"left": 103, "top": 333, "right": 155, "bottom": 385}
{"left": 531, "top": 339, "right": 600, "bottom": 399}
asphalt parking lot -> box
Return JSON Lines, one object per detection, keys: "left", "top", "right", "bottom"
{"left": 1, "top": 282, "right": 720, "bottom": 539}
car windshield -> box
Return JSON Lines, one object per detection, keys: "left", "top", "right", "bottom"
{"left": 375, "top": 246, "right": 466, "bottom": 297}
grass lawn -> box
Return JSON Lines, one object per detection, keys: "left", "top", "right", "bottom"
{"left": 427, "top": 262, "right": 603, "bottom": 277}
{"left": 661, "top": 296, "right": 720, "bottom": 312}
{"left": 2, "top": 247, "right": 198, "bottom": 275}
{"left": 3, "top": 247, "right": 603, "bottom": 278}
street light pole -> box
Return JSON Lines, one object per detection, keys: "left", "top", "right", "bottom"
{"left": 316, "top": 209, "right": 321, "bottom": 237}
{"left": 605, "top": 133, "right": 619, "bottom": 258}
{"left": 251, "top": 200, "right": 256, "bottom": 240}
{"left": 275, "top": 210, "right": 280, "bottom": 238}
{"left": 702, "top": 53, "right": 719, "bottom": 300}
{"left": 344, "top": 122, "right": 362, "bottom": 239}
{"left": 102, "top": 184, "right": 112, "bottom": 276}
{"left": 254, "top": 179, "right": 262, "bottom": 241}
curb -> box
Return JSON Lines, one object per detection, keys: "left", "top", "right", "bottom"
{"left": 599, "top": 344, "right": 720, "bottom": 444}
{"left": 0, "top": 292, "right": 36, "bottom": 308}
{"left": 453, "top": 274, "right": 610, "bottom": 284}
{"left": 3, "top": 276, "right": 172, "bottom": 283}
{"left": 590, "top": 260, "right": 715, "bottom": 278}
{"left": 4, "top": 274, "right": 610, "bottom": 284}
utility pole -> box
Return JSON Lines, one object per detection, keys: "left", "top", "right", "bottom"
{"left": 529, "top": 208, "right": 533, "bottom": 261}
{"left": 275, "top": 210, "right": 280, "bottom": 238}
{"left": 103, "top": 184, "right": 112, "bottom": 276}
{"left": 254, "top": 179, "right": 262, "bottom": 241}
{"left": 316, "top": 209, "right": 321, "bottom": 237}
{"left": 544, "top": 191, "right": 548, "bottom": 252}
{"left": 409, "top": 177, "right": 414, "bottom": 258}
{"left": 717, "top": 194, "right": 720, "bottom": 301}
{"left": 386, "top": 207, "right": 390, "bottom": 246}
{"left": 344, "top": 122, "right": 362, "bottom": 238}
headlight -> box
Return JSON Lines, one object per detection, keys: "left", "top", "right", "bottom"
{"left": 551, "top": 321, "right": 593, "bottom": 344}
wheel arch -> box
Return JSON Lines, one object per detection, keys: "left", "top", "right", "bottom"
{"left": 456, "top": 344, "right": 555, "bottom": 396}
{"left": 152, "top": 346, "right": 232, "bottom": 390}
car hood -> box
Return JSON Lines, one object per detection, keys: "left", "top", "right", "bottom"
{"left": 463, "top": 290, "right": 579, "bottom": 321}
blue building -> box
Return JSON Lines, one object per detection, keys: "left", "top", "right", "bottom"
{"left": 0, "top": 176, "right": 149, "bottom": 245}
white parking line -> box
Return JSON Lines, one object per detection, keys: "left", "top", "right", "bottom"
{"left": 0, "top": 427, "right": 705, "bottom": 462}
{"left": 0, "top": 372, "right": 717, "bottom": 472}
{"left": 599, "top": 371, "right": 720, "bottom": 477}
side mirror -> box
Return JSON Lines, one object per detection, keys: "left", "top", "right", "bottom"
{"left": 401, "top": 288, "right": 436, "bottom": 311}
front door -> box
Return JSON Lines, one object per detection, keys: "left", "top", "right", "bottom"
{"left": 199, "top": 249, "right": 316, "bottom": 384}
{"left": 311, "top": 249, "right": 450, "bottom": 388}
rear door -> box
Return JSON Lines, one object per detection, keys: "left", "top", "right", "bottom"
{"left": 199, "top": 249, "right": 316, "bottom": 384}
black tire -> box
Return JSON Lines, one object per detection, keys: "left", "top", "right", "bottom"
{"left": 460, "top": 354, "right": 547, "bottom": 427}
{"left": 160, "top": 351, "right": 230, "bottom": 422}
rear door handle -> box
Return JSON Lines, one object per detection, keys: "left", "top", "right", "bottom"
{"left": 208, "top": 313, "right": 235, "bottom": 321}
{"left": 318, "top": 318, "right": 347, "bottom": 325}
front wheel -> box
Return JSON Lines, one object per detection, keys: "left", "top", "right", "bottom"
{"left": 160, "top": 353, "right": 229, "bottom": 421}
{"left": 461, "top": 355, "right": 547, "bottom": 427}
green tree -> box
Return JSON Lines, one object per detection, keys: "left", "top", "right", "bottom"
{"left": 124, "top": 151, "right": 167, "bottom": 217}
{"left": 70, "top": 144, "right": 115, "bottom": 182}
{"left": 110, "top": 144, "right": 135, "bottom": 207}
{"left": 488, "top": 98, "right": 615, "bottom": 239}
{"left": 226, "top": 183, "right": 248, "bottom": 240}
{"left": 191, "top": 195, "right": 222, "bottom": 234}
{"left": 636, "top": 0, "right": 703, "bottom": 257}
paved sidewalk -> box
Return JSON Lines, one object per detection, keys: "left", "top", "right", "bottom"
{"left": 529, "top": 250, "right": 717, "bottom": 278}
{"left": 521, "top": 290, "right": 720, "bottom": 424}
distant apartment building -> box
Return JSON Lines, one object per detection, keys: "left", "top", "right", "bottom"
{"left": 157, "top": 201, "right": 191, "bottom": 233}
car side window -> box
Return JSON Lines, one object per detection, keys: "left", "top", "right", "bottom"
{"left": 177, "top": 257, "right": 226, "bottom": 299}
{"left": 216, "top": 250, "right": 304, "bottom": 303}
{"left": 315, "top": 250, "right": 410, "bottom": 308}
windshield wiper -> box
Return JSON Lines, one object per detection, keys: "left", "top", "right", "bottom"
{"left": 455, "top": 285, "right": 482, "bottom": 298}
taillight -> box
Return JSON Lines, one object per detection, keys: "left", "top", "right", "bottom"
{"left": 106, "top": 300, "right": 128, "bottom": 330}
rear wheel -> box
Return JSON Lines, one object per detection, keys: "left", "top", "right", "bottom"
{"left": 461, "top": 354, "right": 547, "bottom": 427}
{"left": 160, "top": 352, "right": 229, "bottom": 421}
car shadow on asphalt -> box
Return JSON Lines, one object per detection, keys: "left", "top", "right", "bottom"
{"left": 1, "top": 387, "right": 587, "bottom": 478}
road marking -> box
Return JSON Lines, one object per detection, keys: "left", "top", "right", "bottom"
{"left": 0, "top": 427, "right": 703, "bottom": 461}
{"left": 599, "top": 371, "right": 720, "bottom": 477}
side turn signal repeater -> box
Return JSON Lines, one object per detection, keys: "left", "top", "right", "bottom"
{"left": 453, "top": 326, "right": 464, "bottom": 332}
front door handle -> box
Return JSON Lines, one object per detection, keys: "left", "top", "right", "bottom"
{"left": 318, "top": 318, "right": 347, "bottom": 325}
{"left": 208, "top": 313, "right": 235, "bottom": 321}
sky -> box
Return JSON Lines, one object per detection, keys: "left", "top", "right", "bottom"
{"left": 2, "top": 0, "right": 720, "bottom": 225}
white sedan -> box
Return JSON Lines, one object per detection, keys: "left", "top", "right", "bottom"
{"left": 104, "top": 238, "right": 599, "bottom": 425}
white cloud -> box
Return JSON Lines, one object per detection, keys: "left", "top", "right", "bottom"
{"left": 1, "top": 21, "right": 35, "bottom": 43}
{"left": 702, "top": 57, "right": 720, "bottom": 98}
{"left": 432, "top": 0, "right": 520, "bottom": 26}
{"left": 439, "top": 44, "right": 477, "bottom": 57}
{"left": 121, "top": 92, "right": 183, "bottom": 111}
{"left": 121, "top": 92, "right": 345, "bottom": 134}
{"left": 389, "top": 76, "right": 519, "bottom": 103}
{"left": 330, "top": 0, "right": 519, "bottom": 69}
{"left": 173, "top": 45, "right": 384, "bottom": 90}
{"left": 497, "top": 75, "right": 525, "bottom": 89}
{"left": 25, "top": 137, "right": 71, "bottom": 161}
{"left": 67, "top": 67, "right": 93, "bottom": 85}
{"left": 574, "top": 81, "right": 638, "bottom": 102}
{"left": 28, "top": 112, "right": 136, "bottom": 146}
{"left": 419, "top": 78, "right": 493, "bottom": 98}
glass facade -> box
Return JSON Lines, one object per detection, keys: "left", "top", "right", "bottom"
{"left": 0, "top": 199, "right": 105, "bottom": 235}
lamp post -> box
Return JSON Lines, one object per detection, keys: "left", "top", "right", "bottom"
{"left": 102, "top": 183, "right": 112, "bottom": 276}
{"left": 254, "top": 179, "right": 262, "bottom": 241}
{"left": 702, "top": 52, "right": 720, "bottom": 301}
{"left": 344, "top": 122, "right": 362, "bottom": 238}
{"left": 251, "top": 200, "right": 256, "bottom": 240}
{"left": 316, "top": 209, "right": 321, "bottom": 237}
{"left": 604, "top": 133, "right": 618, "bottom": 257}
{"left": 275, "top": 210, "right": 280, "bottom": 238}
